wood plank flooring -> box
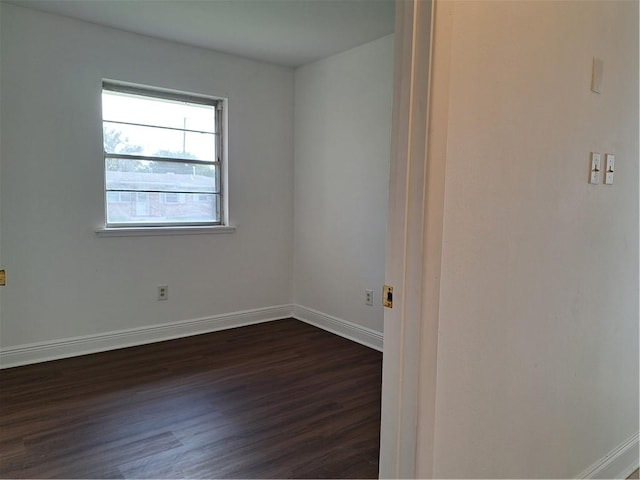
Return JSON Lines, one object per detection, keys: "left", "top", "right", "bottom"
{"left": 0, "top": 319, "right": 382, "bottom": 479}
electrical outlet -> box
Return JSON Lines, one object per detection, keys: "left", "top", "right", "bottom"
{"left": 158, "top": 285, "right": 168, "bottom": 301}
{"left": 365, "top": 289, "right": 374, "bottom": 306}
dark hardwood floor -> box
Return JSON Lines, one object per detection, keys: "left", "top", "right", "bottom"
{"left": 0, "top": 319, "right": 382, "bottom": 479}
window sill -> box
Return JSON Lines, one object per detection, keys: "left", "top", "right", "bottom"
{"left": 95, "top": 225, "right": 236, "bottom": 237}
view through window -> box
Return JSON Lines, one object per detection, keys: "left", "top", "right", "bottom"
{"left": 102, "top": 82, "right": 223, "bottom": 227}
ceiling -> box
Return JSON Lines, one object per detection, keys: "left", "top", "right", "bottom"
{"left": 7, "top": 0, "right": 395, "bottom": 68}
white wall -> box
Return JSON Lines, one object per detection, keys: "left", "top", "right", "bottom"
{"left": 0, "top": 4, "right": 294, "bottom": 348}
{"left": 0, "top": 3, "right": 4, "bottom": 308}
{"left": 293, "top": 35, "right": 393, "bottom": 334}
{"left": 418, "top": 1, "right": 639, "bottom": 477}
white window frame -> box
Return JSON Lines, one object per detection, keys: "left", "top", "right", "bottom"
{"left": 100, "top": 81, "right": 230, "bottom": 233}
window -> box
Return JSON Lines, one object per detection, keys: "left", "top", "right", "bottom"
{"left": 101, "top": 82, "right": 223, "bottom": 227}
{"left": 163, "top": 192, "right": 179, "bottom": 204}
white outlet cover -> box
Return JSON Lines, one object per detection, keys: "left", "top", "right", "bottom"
{"left": 158, "top": 285, "right": 168, "bottom": 300}
{"left": 365, "top": 289, "right": 374, "bottom": 306}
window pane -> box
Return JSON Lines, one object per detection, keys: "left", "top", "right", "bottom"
{"left": 102, "top": 90, "right": 216, "bottom": 133}
{"left": 106, "top": 158, "right": 217, "bottom": 193}
{"left": 103, "top": 122, "right": 216, "bottom": 161}
{"left": 106, "top": 192, "right": 219, "bottom": 225}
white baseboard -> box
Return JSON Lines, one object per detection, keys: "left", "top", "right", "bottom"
{"left": 0, "top": 304, "right": 383, "bottom": 369}
{"left": 292, "top": 304, "right": 383, "bottom": 351}
{"left": 579, "top": 432, "right": 639, "bottom": 479}
{"left": 0, "top": 305, "right": 293, "bottom": 369}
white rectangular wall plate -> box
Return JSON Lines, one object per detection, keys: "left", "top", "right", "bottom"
{"left": 605, "top": 154, "right": 615, "bottom": 184}
{"left": 365, "top": 289, "right": 374, "bottom": 306}
{"left": 590, "top": 152, "right": 601, "bottom": 184}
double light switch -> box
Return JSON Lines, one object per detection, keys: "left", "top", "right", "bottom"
{"left": 590, "top": 152, "right": 615, "bottom": 185}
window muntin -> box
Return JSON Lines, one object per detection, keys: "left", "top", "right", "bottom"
{"left": 102, "top": 82, "right": 223, "bottom": 227}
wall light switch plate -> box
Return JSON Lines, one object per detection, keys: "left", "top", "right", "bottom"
{"left": 590, "top": 152, "right": 601, "bottom": 184}
{"left": 605, "top": 154, "right": 615, "bottom": 184}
